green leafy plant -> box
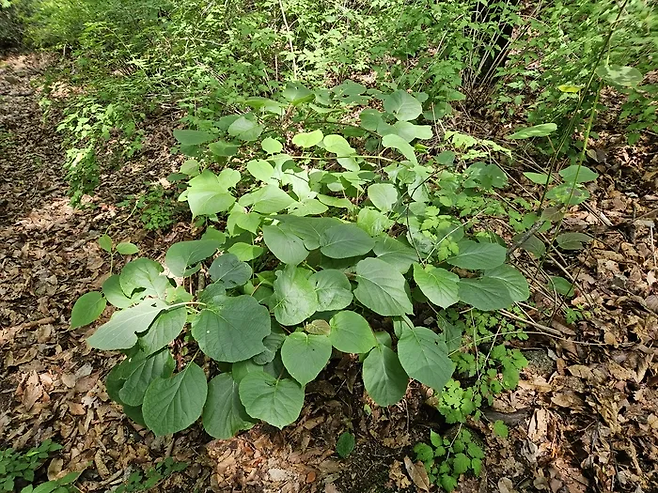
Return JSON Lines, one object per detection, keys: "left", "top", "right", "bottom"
{"left": 113, "top": 457, "right": 187, "bottom": 493}
{"left": 414, "top": 428, "right": 484, "bottom": 492}
{"left": 0, "top": 440, "right": 78, "bottom": 493}
{"left": 71, "top": 86, "right": 531, "bottom": 438}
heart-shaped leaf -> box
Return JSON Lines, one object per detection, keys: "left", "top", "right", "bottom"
{"left": 263, "top": 224, "right": 308, "bottom": 265}
{"left": 320, "top": 224, "right": 375, "bottom": 259}
{"left": 354, "top": 258, "right": 413, "bottom": 316}
{"left": 165, "top": 240, "right": 221, "bottom": 277}
{"left": 272, "top": 266, "right": 319, "bottom": 326}
{"left": 362, "top": 345, "right": 408, "bottom": 406}
{"left": 329, "top": 310, "right": 377, "bottom": 354}
{"left": 281, "top": 332, "right": 332, "bottom": 385}
{"left": 413, "top": 264, "right": 460, "bottom": 309}
{"left": 398, "top": 327, "right": 454, "bottom": 391}
{"left": 239, "top": 372, "right": 304, "bottom": 429}
{"left": 142, "top": 362, "right": 208, "bottom": 436}
{"left": 310, "top": 269, "right": 353, "bottom": 311}
{"left": 203, "top": 373, "right": 255, "bottom": 439}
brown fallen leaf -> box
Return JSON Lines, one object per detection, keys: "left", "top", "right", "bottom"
{"left": 403, "top": 456, "right": 430, "bottom": 492}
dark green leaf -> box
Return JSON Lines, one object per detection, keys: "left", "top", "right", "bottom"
{"left": 239, "top": 372, "right": 304, "bottom": 429}
{"left": 362, "top": 345, "right": 408, "bottom": 406}
{"left": 329, "top": 311, "right": 377, "bottom": 354}
{"left": 165, "top": 240, "right": 221, "bottom": 277}
{"left": 398, "top": 327, "right": 454, "bottom": 391}
{"left": 354, "top": 258, "right": 413, "bottom": 316}
{"left": 208, "top": 254, "right": 252, "bottom": 288}
{"left": 336, "top": 432, "right": 355, "bottom": 458}
{"left": 203, "top": 373, "right": 255, "bottom": 439}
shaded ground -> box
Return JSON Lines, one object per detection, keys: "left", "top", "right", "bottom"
{"left": 1, "top": 52, "right": 658, "bottom": 493}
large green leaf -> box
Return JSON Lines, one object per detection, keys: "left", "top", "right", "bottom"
{"left": 323, "top": 134, "right": 359, "bottom": 171}
{"left": 506, "top": 123, "right": 557, "bottom": 140}
{"left": 262, "top": 224, "right": 308, "bottom": 265}
{"left": 165, "top": 240, "right": 221, "bottom": 277}
{"left": 87, "top": 299, "right": 167, "bottom": 350}
{"left": 142, "top": 362, "right": 208, "bottom": 436}
{"left": 120, "top": 258, "right": 169, "bottom": 298}
{"left": 208, "top": 140, "right": 239, "bottom": 157}
{"left": 362, "top": 345, "right": 408, "bottom": 406}
{"left": 203, "top": 373, "right": 255, "bottom": 439}
{"left": 382, "top": 134, "right": 417, "bottom": 164}
{"left": 329, "top": 310, "right": 377, "bottom": 354}
{"left": 292, "top": 129, "right": 324, "bottom": 148}
{"left": 186, "top": 170, "right": 236, "bottom": 217}
{"left": 559, "top": 165, "right": 598, "bottom": 184}
{"left": 103, "top": 274, "right": 139, "bottom": 308}
{"left": 208, "top": 254, "right": 252, "bottom": 288}
{"left": 483, "top": 265, "right": 529, "bottom": 302}
{"left": 192, "top": 296, "right": 271, "bottom": 362}
{"left": 239, "top": 372, "right": 304, "bottom": 429}
{"left": 228, "top": 116, "right": 263, "bottom": 141}
{"left": 281, "top": 332, "right": 332, "bottom": 385}
{"left": 458, "top": 277, "right": 514, "bottom": 311}
{"left": 173, "top": 129, "right": 214, "bottom": 146}
{"left": 596, "top": 64, "right": 643, "bottom": 88}
{"left": 272, "top": 266, "right": 318, "bottom": 326}
{"left": 70, "top": 292, "right": 106, "bottom": 329}
{"left": 446, "top": 240, "right": 506, "bottom": 270}
{"left": 373, "top": 236, "right": 418, "bottom": 274}
{"left": 247, "top": 185, "right": 295, "bottom": 213}
{"left": 367, "top": 183, "right": 398, "bottom": 212}
{"left": 398, "top": 327, "right": 454, "bottom": 391}
{"left": 310, "top": 269, "right": 353, "bottom": 311}
{"left": 119, "top": 349, "right": 175, "bottom": 406}
{"left": 138, "top": 307, "right": 187, "bottom": 355}
{"left": 354, "top": 258, "right": 413, "bottom": 316}
{"left": 320, "top": 224, "right": 375, "bottom": 259}
{"left": 275, "top": 216, "right": 341, "bottom": 250}
{"left": 413, "top": 264, "right": 460, "bottom": 309}
{"left": 246, "top": 159, "right": 274, "bottom": 182}
{"left": 383, "top": 90, "right": 422, "bottom": 121}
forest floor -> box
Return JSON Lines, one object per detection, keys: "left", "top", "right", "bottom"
{"left": 2, "top": 52, "right": 658, "bottom": 493}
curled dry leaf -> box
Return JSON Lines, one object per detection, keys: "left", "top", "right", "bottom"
{"left": 403, "top": 456, "right": 430, "bottom": 492}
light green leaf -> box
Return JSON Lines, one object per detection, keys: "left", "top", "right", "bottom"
{"left": 192, "top": 296, "right": 270, "bottom": 362}
{"left": 329, "top": 311, "right": 377, "bottom": 354}
{"left": 320, "top": 224, "right": 375, "bottom": 259}
{"left": 103, "top": 274, "right": 138, "bottom": 308}
{"left": 115, "top": 242, "right": 139, "bottom": 255}
{"left": 323, "top": 134, "right": 359, "bottom": 171}
{"left": 317, "top": 194, "right": 355, "bottom": 210}
{"left": 354, "top": 258, "right": 413, "bottom": 316}
{"left": 382, "top": 133, "right": 418, "bottom": 164}
{"left": 87, "top": 299, "right": 167, "bottom": 350}
{"left": 367, "top": 183, "right": 398, "bottom": 212}
{"left": 283, "top": 82, "right": 314, "bottom": 105}
{"left": 493, "top": 420, "right": 509, "bottom": 438}
{"left": 506, "top": 123, "right": 557, "bottom": 140}
{"left": 398, "top": 327, "right": 454, "bottom": 391}
{"left": 98, "top": 234, "right": 113, "bottom": 253}
{"left": 143, "top": 362, "right": 208, "bottom": 436}
{"left": 310, "top": 269, "right": 353, "bottom": 311}
{"left": 203, "top": 373, "right": 255, "bottom": 439}
{"left": 239, "top": 372, "right": 304, "bottom": 429}
{"left": 180, "top": 159, "right": 200, "bottom": 176}
{"left": 120, "top": 258, "right": 169, "bottom": 298}
{"left": 208, "top": 254, "right": 252, "bottom": 288}
{"left": 383, "top": 90, "right": 422, "bottom": 121}
{"left": 263, "top": 224, "right": 308, "bottom": 265}
{"left": 208, "top": 140, "right": 240, "bottom": 157}
{"left": 559, "top": 165, "right": 598, "bottom": 184}
{"left": 458, "top": 277, "right": 514, "bottom": 311}
{"left": 228, "top": 116, "right": 263, "bottom": 141}
{"left": 523, "top": 172, "right": 552, "bottom": 185}
{"left": 186, "top": 170, "right": 235, "bottom": 217}
{"left": 173, "top": 129, "right": 214, "bottom": 146}
{"left": 362, "top": 345, "right": 408, "bottom": 406}
{"left": 413, "top": 264, "right": 459, "bottom": 308}
{"left": 228, "top": 242, "right": 264, "bottom": 261}
{"left": 596, "top": 64, "right": 643, "bottom": 88}
{"left": 359, "top": 109, "right": 382, "bottom": 131}
{"left": 165, "top": 240, "right": 220, "bottom": 277}
{"left": 357, "top": 207, "right": 394, "bottom": 237}
{"left": 138, "top": 307, "right": 187, "bottom": 355}
{"left": 292, "top": 129, "right": 324, "bottom": 148}
{"left": 446, "top": 240, "right": 506, "bottom": 270}
{"left": 247, "top": 159, "right": 274, "bottom": 182}
{"left": 119, "top": 350, "right": 175, "bottom": 406}
{"left": 70, "top": 292, "right": 106, "bottom": 329}
{"left": 281, "top": 332, "right": 332, "bottom": 385}
{"left": 250, "top": 185, "right": 295, "bottom": 213}
{"left": 272, "top": 266, "right": 319, "bottom": 326}
{"left": 483, "top": 265, "right": 529, "bottom": 302}
{"left": 373, "top": 236, "right": 418, "bottom": 274}
{"left": 261, "top": 137, "right": 283, "bottom": 154}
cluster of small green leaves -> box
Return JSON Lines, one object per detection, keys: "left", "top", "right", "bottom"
{"left": 0, "top": 440, "right": 79, "bottom": 493}
{"left": 113, "top": 458, "right": 187, "bottom": 493}
{"left": 71, "top": 85, "right": 531, "bottom": 437}
{"left": 414, "top": 428, "right": 485, "bottom": 492}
